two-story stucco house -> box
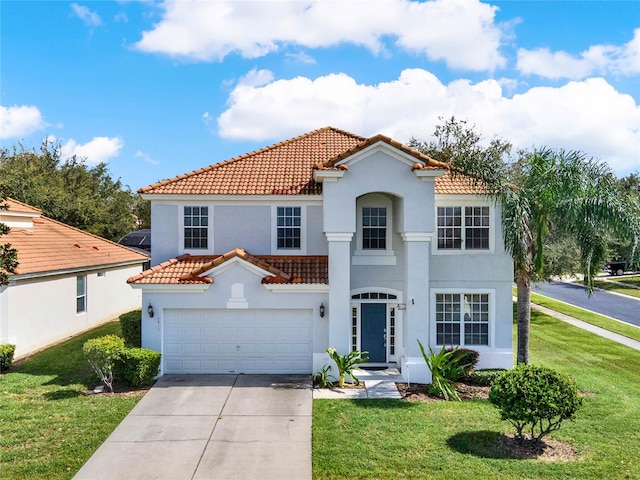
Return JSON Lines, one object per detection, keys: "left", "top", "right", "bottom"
{"left": 129, "top": 127, "right": 513, "bottom": 383}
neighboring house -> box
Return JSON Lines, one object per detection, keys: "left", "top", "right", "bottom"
{"left": 129, "top": 127, "right": 513, "bottom": 382}
{"left": 0, "top": 198, "right": 149, "bottom": 358}
{"left": 119, "top": 229, "right": 152, "bottom": 254}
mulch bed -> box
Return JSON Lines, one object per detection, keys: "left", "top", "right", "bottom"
{"left": 396, "top": 381, "right": 490, "bottom": 401}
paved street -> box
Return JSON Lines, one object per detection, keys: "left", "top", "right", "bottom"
{"left": 531, "top": 280, "right": 640, "bottom": 327}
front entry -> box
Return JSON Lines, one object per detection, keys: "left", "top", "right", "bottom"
{"left": 361, "top": 303, "right": 386, "bottom": 362}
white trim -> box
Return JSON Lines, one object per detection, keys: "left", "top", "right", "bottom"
{"left": 130, "top": 284, "right": 211, "bottom": 292}
{"left": 11, "top": 260, "right": 147, "bottom": 281}
{"left": 429, "top": 288, "right": 496, "bottom": 348}
{"left": 142, "top": 194, "right": 323, "bottom": 202}
{"left": 313, "top": 170, "right": 345, "bottom": 183}
{"left": 204, "top": 256, "right": 277, "bottom": 279}
{"left": 431, "top": 201, "right": 496, "bottom": 255}
{"left": 413, "top": 169, "right": 446, "bottom": 180}
{"left": 400, "top": 232, "right": 434, "bottom": 242}
{"left": 335, "top": 142, "right": 419, "bottom": 169}
{"left": 262, "top": 284, "right": 329, "bottom": 293}
{"left": 325, "top": 232, "right": 353, "bottom": 242}
{"left": 179, "top": 204, "right": 213, "bottom": 255}
{"left": 271, "top": 205, "right": 307, "bottom": 255}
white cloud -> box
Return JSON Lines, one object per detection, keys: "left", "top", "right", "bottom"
{"left": 0, "top": 105, "right": 44, "bottom": 139}
{"left": 285, "top": 51, "right": 317, "bottom": 65}
{"left": 70, "top": 3, "right": 103, "bottom": 27}
{"left": 135, "top": 150, "right": 159, "bottom": 165}
{"left": 217, "top": 70, "right": 640, "bottom": 175}
{"left": 61, "top": 137, "right": 123, "bottom": 164}
{"left": 517, "top": 28, "right": 640, "bottom": 80}
{"left": 134, "top": 0, "right": 506, "bottom": 71}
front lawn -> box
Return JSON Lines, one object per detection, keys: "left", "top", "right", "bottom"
{"left": 0, "top": 322, "right": 146, "bottom": 479}
{"left": 313, "top": 311, "right": 640, "bottom": 479}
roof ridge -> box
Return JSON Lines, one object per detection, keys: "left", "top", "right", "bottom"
{"left": 138, "top": 126, "right": 366, "bottom": 194}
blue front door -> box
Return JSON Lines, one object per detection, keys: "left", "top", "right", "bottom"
{"left": 361, "top": 303, "right": 386, "bottom": 363}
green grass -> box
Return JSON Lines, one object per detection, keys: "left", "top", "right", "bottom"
{"left": 608, "top": 275, "right": 640, "bottom": 287}
{"left": 0, "top": 322, "right": 146, "bottom": 479}
{"left": 313, "top": 313, "right": 640, "bottom": 479}
{"left": 530, "top": 292, "right": 640, "bottom": 342}
{"left": 593, "top": 278, "right": 640, "bottom": 299}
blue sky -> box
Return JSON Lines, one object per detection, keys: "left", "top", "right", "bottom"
{"left": 1, "top": 0, "right": 639, "bottom": 191}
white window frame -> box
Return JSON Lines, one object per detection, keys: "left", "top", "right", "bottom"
{"left": 182, "top": 205, "right": 210, "bottom": 250}
{"left": 354, "top": 194, "right": 396, "bottom": 265}
{"left": 432, "top": 198, "right": 495, "bottom": 255}
{"left": 76, "top": 275, "right": 87, "bottom": 314}
{"left": 271, "top": 205, "right": 307, "bottom": 254}
{"left": 430, "top": 288, "right": 495, "bottom": 348}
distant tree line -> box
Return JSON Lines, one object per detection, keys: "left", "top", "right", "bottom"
{"left": 0, "top": 140, "right": 150, "bottom": 243}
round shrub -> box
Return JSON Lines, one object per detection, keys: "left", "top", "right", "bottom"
{"left": 83, "top": 335, "right": 125, "bottom": 392}
{"left": 445, "top": 347, "right": 479, "bottom": 379}
{"left": 489, "top": 364, "right": 582, "bottom": 443}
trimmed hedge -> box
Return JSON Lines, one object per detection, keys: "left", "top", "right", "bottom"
{"left": 83, "top": 335, "right": 125, "bottom": 392}
{"left": 0, "top": 344, "right": 16, "bottom": 373}
{"left": 120, "top": 310, "right": 142, "bottom": 348}
{"left": 115, "top": 348, "right": 161, "bottom": 387}
{"left": 468, "top": 368, "right": 507, "bottom": 386}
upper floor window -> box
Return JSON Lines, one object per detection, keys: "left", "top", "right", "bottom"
{"left": 435, "top": 293, "right": 489, "bottom": 346}
{"left": 362, "top": 207, "right": 386, "bottom": 249}
{"left": 184, "top": 206, "right": 208, "bottom": 249}
{"left": 437, "top": 206, "right": 489, "bottom": 250}
{"left": 77, "top": 275, "right": 86, "bottom": 314}
{"left": 277, "top": 206, "right": 301, "bottom": 249}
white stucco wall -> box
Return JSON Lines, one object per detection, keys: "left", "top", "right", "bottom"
{"left": 1, "top": 264, "right": 143, "bottom": 357}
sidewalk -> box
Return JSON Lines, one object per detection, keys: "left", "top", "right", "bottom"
{"left": 312, "top": 367, "right": 403, "bottom": 399}
{"left": 531, "top": 303, "right": 640, "bottom": 351}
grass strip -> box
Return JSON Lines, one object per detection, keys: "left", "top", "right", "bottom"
{"left": 529, "top": 292, "right": 640, "bottom": 342}
{"left": 593, "top": 279, "right": 640, "bottom": 299}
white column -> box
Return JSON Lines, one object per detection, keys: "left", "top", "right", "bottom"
{"left": 326, "top": 232, "right": 353, "bottom": 353}
{"left": 401, "top": 232, "right": 432, "bottom": 383}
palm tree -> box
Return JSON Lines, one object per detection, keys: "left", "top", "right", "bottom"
{"left": 458, "top": 147, "right": 639, "bottom": 364}
{"left": 412, "top": 118, "right": 640, "bottom": 364}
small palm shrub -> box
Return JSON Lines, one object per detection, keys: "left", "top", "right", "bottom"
{"left": 0, "top": 344, "right": 16, "bottom": 373}
{"left": 312, "top": 365, "right": 337, "bottom": 388}
{"left": 83, "top": 335, "right": 125, "bottom": 392}
{"left": 418, "top": 341, "right": 472, "bottom": 401}
{"left": 489, "top": 364, "right": 582, "bottom": 443}
{"left": 119, "top": 310, "right": 142, "bottom": 347}
{"left": 326, "top": 347, "right": 369, "bottom": 387}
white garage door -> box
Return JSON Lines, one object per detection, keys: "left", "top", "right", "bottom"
{"left": 163, "top": 309, "right": 313, "bottom": 374}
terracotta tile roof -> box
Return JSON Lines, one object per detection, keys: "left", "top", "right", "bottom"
{"left": 138, "top": 127, "right": 484, "bottom": 197}
{"left": 2, "top": 198, "right": 149, "bottom": 276}
{"left": 139, "top": 127, "right": 365, "bottom": 196}
{"left": 127, "top": 249, "right": 328, "bottom": 285}
{"left": 435, "top": 171, "right": 489, "bottom": 195}
{"left": 317, "top": 134, "right": 450, "bottom": 170}
{"left": 2, "top": 197, "right": 41, "bottom": 214}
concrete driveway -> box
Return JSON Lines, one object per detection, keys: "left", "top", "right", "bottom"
{"left": 74, "top": 374, "right": 312, "bottom": 480}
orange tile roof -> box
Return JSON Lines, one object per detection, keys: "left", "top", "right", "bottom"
{"left": 139, "top": 127, "right": 365, "bottom": 196}
{"left": 138, "top": 127, "right": 484, "bottom": 197}
{"left": 435, "top": 170, "right": 489, "bottom": 195}
{"left": 3, "top": 198, "right": 149, "bottom": 276}
{"left": 2, "top": 197, "right": 41, "bottom": 214}
{"left": 127, "top": 249, "right": 328, "bottom": 285}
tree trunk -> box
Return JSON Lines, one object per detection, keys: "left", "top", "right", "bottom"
{"left": 516, "top": 272, "right": 531, "bottom": 365}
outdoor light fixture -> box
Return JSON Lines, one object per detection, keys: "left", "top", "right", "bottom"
{"left": 319, "top": 303, "right": 325, "bottom": 318}
{"left": 397, "top": 303, "right": 407, "bottom": 310}
{"left": 147, "top": 304, "right": 154, "bottom": 318}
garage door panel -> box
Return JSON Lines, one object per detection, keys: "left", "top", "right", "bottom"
{"left": 163, "top": 309, "right": 312, "bottom": 374}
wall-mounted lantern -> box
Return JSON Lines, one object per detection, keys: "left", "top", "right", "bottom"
{"left": 319, "top": 303, "right": 325, "bottom": 318}
{"left": 147, "top": 304, "right": 155, "bottom": 318}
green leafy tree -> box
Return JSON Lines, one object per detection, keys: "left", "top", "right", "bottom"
{"left": 0, "top": 191, "right": 19, "bottom": 286}
{"left": 412, "top": 118, "right": 640, "bottom": 364}
{"left": 0, "top": 141, "right": 140, "bottom": 242}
